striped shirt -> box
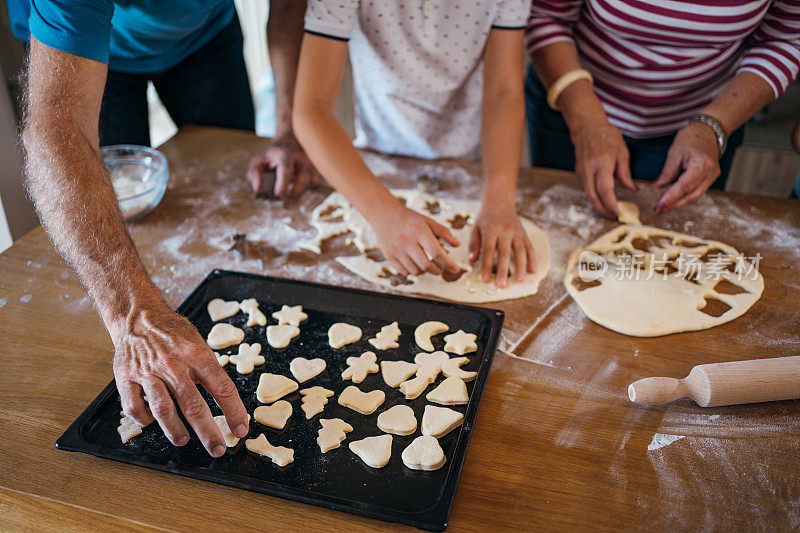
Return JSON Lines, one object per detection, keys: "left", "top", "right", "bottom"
{"left": 525, "top": 0, "right": 800, "bottom": 138}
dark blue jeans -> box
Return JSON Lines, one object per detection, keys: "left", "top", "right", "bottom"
{"left": 99, "top": 14, "right": 255, "bottom": 147}
{"left": 524, "top": 66, "right": 743, "bottom": 188}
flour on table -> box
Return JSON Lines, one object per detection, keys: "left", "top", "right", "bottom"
{"left": 341, "top": 351, "right": 379, "bottom": 383}
{"left": 266, "top": 324, "right": 300, "bottom": 348}
{"left": 272, "top": 304, "right": 308, "bottom": 326}
{"left": 368, "top": 321, "right": 402, "bottom": 350}
{"left": 300, "top": 386, "right": 334, "bottom": 419}
{"left": 245, "top": 434, "right": 294, "bottom": 466}
{"left": 441, "top": 357, "right": 477, "bottom": 381}
{"left": 229, "top": 342, "right": 265, "bottom": 374}
{"left": 415, "top": 321, "right": 449, "bottom": 352}
{"left": 338, "top": 385, "right": 385, "bottom": 415}
{"left": 564, "top": 225, "right": 764, "bottom": 336}
{"left": 239, "top": 298, "right": 267, "bottom": 327}
{"left": 318, "top": 418, "right": 353, "bottom": 453}
{"left": 349, "top": 434, "right": 393, "bottom": 468}
{"left": 380, "top": 360, "right": 419, "bottom": 387}
{"left": 377, "top": 404, "right": 417, "bottom": 436}
{"left": 289, "top": 357, "right": 326, "bottom": 383}
{"left": 256, "top": 373, "right": 299, "bottom": 403}
{"left": 207, "top": 323, "right": 244, "bottom": 350}
{"left": 254, "top": 400, "right": 292, "bottom": 429}
{"left": 401, "top": 435, "right": 446, "bottom": 471}
{"left": 301, "top": 190, "right": 551, "bottom": 303}
{"left": 328, "top": 322, "right": 362, "bottom": 348}
{"left": 427, "top": 377, "right": 469, "bottom": 405}
{"left": 421, "top": 405, "right": 463, "bottom": 438}
{"left": 443, "top": 330, "right": 477, "bottom": 355}
{"left": 207, "top": 298, "right": 239, "bottom": 321}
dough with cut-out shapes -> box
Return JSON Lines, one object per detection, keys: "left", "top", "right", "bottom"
{"left": 256, "top": 373, "right": 299, "bottom": 403}
{"left": 207, "top": 298, "right": 239, "bottom": 321}
{"left": 214, "top": 352, "right": 229, "bottom": 367}
{"left": 229, "top": 342, "right": 265, "bottom": 374}
{"left": 421, "top": 405, "right": 463, "bottom": 438}
{"left": 381, "top": 360, "right": 419, "bottom": 387}
{"left": 368, "top": 322, "right": 401, "bottom": 350}
{"left": 245, "top": 434, "right": 294, "bottom": 466}
{"left": 342, "top": 351, "right": 379, "bottom": 383}
{"left": 377, "top": 405, "right": 417, "bottom": 435}
{"left": 300, "top": 386, "right": 334, "bottom": 419}
{"left": 290, "top": 357, "right": 326, "bottom": 383}
{"left": 239, "top": 298, "right": 267, "bottom": 327}
{"left": 266, "top": 324, "right": 300, "bottom": 348}
{"left": 118, "top": 415, "right": 145, "bottom": 443}
{"left": 214, "top": 414, "right": 250, "bottom": 448}
{"left": 302, "top": 190, "right": 552, "bottom": 303}
{"left": 443, "top": 330, "right": 477, "bottom": 355}
{"left": 254, "top": 400, "right": 292, "bottom": 429}
{"left": 349, "top": 434, "right": 393, "bottom": 468}
{"left": 328, "top": 323, "right": 362, "bottom": 348}
{"left": 272, "top": 304, "right": 308, "bottom": 326}
{"left": 338, "top": 385, "right": 385, "bottom": 414}
{"left": 207, "top": 323, "right": 245, "bottom": 350}
{"left": 442, "top": 357, "right": 477, "bottom": 381}
{"left": 398, "top": 367, "right": 438, "bottom": 400}
{"left": 427, "top": 376, "right": 469, "bottom": 405}
{"left": 402, "top": 435, "right": 446, "bottom": 471}
{"left": 564, "top": 225, "right": 764, "bottom": 337}
{"left": 414, "top": 350, "right": 449, "bottom": 377}
{"left": 317, "top": 418, "right": 353, "bottom": 452}
{"left": 414, "top": 321, "right": 449, "bottom": 351}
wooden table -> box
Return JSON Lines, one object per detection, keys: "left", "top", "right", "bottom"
{"left": 2, "top": 126, "right": 799, "bottom": 531}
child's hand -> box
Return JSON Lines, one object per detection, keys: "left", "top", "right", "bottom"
{"left": 469, "top": 205, "right": 536, "bottom": 288}
{"left": 370, "top": 203, "right": 461, "bottom": 276}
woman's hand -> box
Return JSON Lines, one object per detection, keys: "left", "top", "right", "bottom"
{"left": 110, "top": 302, "right": 249, "bottom": 458}
{"left": 469, "top": 202, "right": 536, "bottom": 288}
{"left": 368, "top": 201, "right": 461, "bottom": 277}
{"left": 572, "top": 119, "right": 636, "bottom": 219}
{"left": 652, "top": 122, "right": 721, "bottom": 213}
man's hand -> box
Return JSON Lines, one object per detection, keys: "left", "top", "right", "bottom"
{"left": 573, "top": 119, "right": 636, "bottom": 219}
{"left": 111, "top": 303, "right": 249, "bottom": 458}
{"left": 469, "top": 203, "right": 536, "bottom": 288}
{"left": 369, "top": 202, "right": 461, "bottom": 277}
{"left": 652, "top": 122, "right": 720, "bottom": 214}
{"left": 246, "top": 135, "right": 322, "bottom": 198}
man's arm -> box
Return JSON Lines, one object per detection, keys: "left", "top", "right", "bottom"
{"left": 246, "top": 0, "right": 321, "bottom": 198}
{"left": 22, "top": 38, "right": 248, "bottom": 457}
{"left": 472, "top": 28, "right": 536, "bottom": 288}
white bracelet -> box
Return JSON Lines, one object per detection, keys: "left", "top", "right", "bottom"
{"left": 547, "top": 69, "right": 593, "bottom": 111}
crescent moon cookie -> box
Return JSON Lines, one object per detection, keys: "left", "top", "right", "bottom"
{"left": 341, "top": 351, "right": 379, "bottom": 383}
{"left": 272, "top": 304, "right": 308, "bottom": 327}
{"left": 414, "top": 321, "right": 449, "bottom": 351}
{"left": 441, "top": 357, "right": 477, "bottom": 381}
{"left": 328, "top": 323, "right": 362, "bottom": 348}
{"left": 207, "top": 323, "right": 245, "bottom": 350}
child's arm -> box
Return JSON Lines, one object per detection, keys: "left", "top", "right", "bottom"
{"left": 471, "top": 28, "right": 537, "bottom": 288}
{"left": 293, "top": 34, "right": 461, "bottom": 276}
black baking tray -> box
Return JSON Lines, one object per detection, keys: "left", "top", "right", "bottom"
{"left": 56, "top": 270, "right": 504, "bottom": 531}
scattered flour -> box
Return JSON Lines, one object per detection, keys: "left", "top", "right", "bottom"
{"left": 0, "top": 298, "right": 6, "bottom": 309}
{"left": 647, "top": 433, "right": 686, "bottom": 451}
{"left": 19, "top": 294, "right": 31, "bottom": 303}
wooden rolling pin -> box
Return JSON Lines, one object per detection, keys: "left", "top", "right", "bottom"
{"left": 628, "top": 356, "right": 800, "bottom": 407}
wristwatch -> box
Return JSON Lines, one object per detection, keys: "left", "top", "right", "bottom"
{"left": 688, "top": 113, "right": 728, "bottom": 157}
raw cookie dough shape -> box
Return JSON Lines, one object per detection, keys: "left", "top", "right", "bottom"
{"left": 207, "top": 298, "right": 240, "bottom": 322}
{"left": 254, "top": 400, "right": 292, "bottom": 429}
{"left": 443, "top": 330, "right": 477, "bottom": 355}
{"left": 214, "top": 414, "right": 250, "bottom": 448}
{"left": 341, "top": 351, "right": 379, "bottom": 383}
{"left": 617, "top": 201, "right": 641, "bottom": 225}
{"left": 368, "top": 321, "right": 402, "bottom": 350}
{"left": 421, "top": 405, "right": 464, "bottom": 438}
{"left": 300, "top": 386, "right": 334, "bottom": 419}
{"left": 302, "top": 190, "right": 552, "bottom": 303}
{"left": 381, "top": 360, "right": 419, "bottom": 387}
{"left": 207, "top": 323, "right": 245, "bottom": 350}
{"left": 414, "top": 350, "right": 450, "bottom": 377}
{"left": 399, "top": 367, "right": 439, "bottom": 400}
{"left": 239, "top": 298, "right": 267, "bottom": 327}
{"left": 229, "top": 342, "right": 265, "bottom": 374}
{"left": 563, "top": 225, "right": 764, "bottom": 337}
{"left": 118, "top": 415, "right": 144, "bottom": 443}
{"left": 256, "top": 373, "right": 299, "bottom": 404}
{"left": 290, "top": 357, "right": 326, "bottom": 383}
{"left": 415, "top": 321, "right": 449, "bottom": 351}
{"left": 317, "top": 418, "right": 353, "bottom": 453}
{"left": 328, "top": 323, "right": 362, "bottom": 348}
{"left": 442, "top": 357, "right": 477, "bottom": 382}
{"left": 427, "top": 377, "right": 469, "bottom": 405}
{"left": 402, "top": 435, "right": 446, "bottom": 471}
{"left": 214, "top": 352, "right": 229, "bottom": 367}
{"left": 245, "top": 434, "right": 294, "bottom": 466}
{"left": 349, "top": 434, "right": 393, "bottom": 468}
{"left": 338, "top": 385, "right": 385, "bottom": 415}
{"left": 272, "top": 304, "right": 308, "bottom": 326}
{"left": 266, "top": 324, "right": 300, "bottom": 348}
{"left": 377, "top": 404, "right": 417, "bottom": 436}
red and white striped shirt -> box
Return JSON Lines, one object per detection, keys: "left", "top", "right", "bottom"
{"left": 526, "top": 0, "right": 800, "bottom": 137}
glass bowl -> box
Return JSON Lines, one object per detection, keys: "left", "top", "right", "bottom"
{"left": 101, "top": 144, "right": 169, "bottom": 222}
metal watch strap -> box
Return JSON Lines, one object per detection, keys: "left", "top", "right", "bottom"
{"left": 688, "top": 113, "right": 728, "bottom": 157}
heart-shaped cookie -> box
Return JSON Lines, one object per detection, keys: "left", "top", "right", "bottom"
{"left": 377, "top": 404, "right": 417, "bottom": 436}
{"left": 207, "top": 323, "right": 245, "bottom": 350}
{"left": 338, "top": 385, "right": 385, "bottom": 415}
{"left": 328, "top": 323, "right": 362, "bottom": 348}
{"left": 349, "top": 434, "right": 393, "bottom": 468}
{"left": 426, "top": 376, "right": 469, "bottom": 405}
{"left": 254, "top": 400, "right": 292, "bottom": 429}
{"left": 290, "top": 357, "right": 326, "bottom": 383}
{"left": 207, "top": 298, "right": 240, "bottom": 322}
{"left": 401, "top": 435, "right": 446, "bottom": 471}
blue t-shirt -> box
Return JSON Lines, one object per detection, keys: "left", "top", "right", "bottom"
{"left": 7, "top": 0, "right": 235, "bottom": 74}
